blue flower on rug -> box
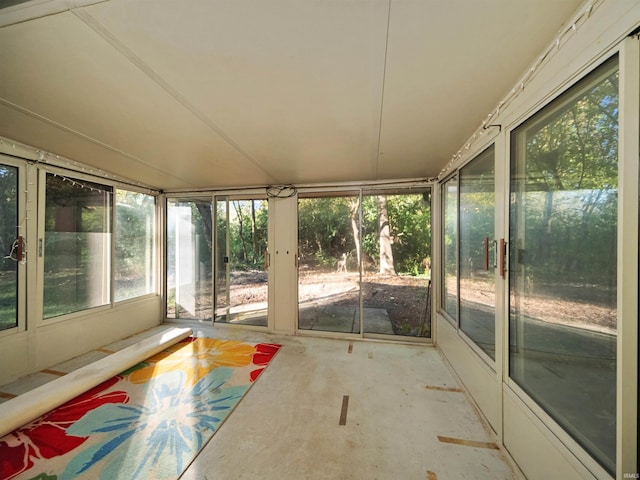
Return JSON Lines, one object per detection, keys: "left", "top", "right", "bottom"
{"left": 60, "top": 367, "right": 248, "bottom": 480}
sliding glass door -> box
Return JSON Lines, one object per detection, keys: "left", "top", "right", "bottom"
{"left": 0, "top": 161, "right": 20, "bottom": 332}
{"left": 297, "top": 192, "right": 361, "bottom": 334}
{"left": 459, "top": 147, "right": 496, "bottom": 359}
{"left": 166, "top": 198, "right": 213, "bottom": 321}
{"left": 297, "top": 188, "right": 432, "bottom": 338}
{"left": 214, "top": 197, "right": 269, "bottom": 326}
{"left": 439, "top": 148, "right": 497, "bottom": 360}
{"left": 166, "top": 195, "right": 270, "bottom": 326}
{"left": 509, "top": 57, "right": 618, "bottom": 473}
{"left": 360, "top": 189, "right": 431, "bottom": 337}
{"left": 441, "top": 176, "right": 458, "bottom": 321}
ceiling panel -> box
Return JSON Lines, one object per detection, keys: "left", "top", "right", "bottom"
{"left": 0, "top": 11, "right": 276, "bottom": 189}
{"left": 377, "top": 0, "right": 584, "bottom": 179}
{"left": 82, "top": 0, "right": 390, "bottom": 184}
{"left": 0, "top": 0, "right": 585, "bottom": 190}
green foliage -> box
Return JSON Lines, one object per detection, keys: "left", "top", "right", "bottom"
{"left": 298, "top": 196, "right": 356, "bottom": 265}
{"left": 459, "top": 146, "right": 495, "bottom": 277}
{"left": 511, "top": 62, "right": 619, "bottom": 288}
{"left": 384, "top": 194, "right": 431, "bottom": 274}
{"left": 0, "top": 166, "right": 18, "bottom": 248}
{"left": 0, "top": 271, "right": 17, "bottom": 330}
{"left": 115, "top": 191, "right": 155, "bottom": 277}
{"left": 442, "top": 179, "right": 458, "bottom": 276}
{"left": 299, "top": 192, "right": 431, "bottom": 275}
{"left": 227, "top": 200, "right": 268, "bottom": 269}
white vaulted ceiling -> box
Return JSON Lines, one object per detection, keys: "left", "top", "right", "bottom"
{"left": 0, "top": 0, "right": 583, "bottom": 190}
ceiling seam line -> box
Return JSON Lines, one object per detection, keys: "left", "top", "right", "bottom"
{"left": 0, "top": 96, "right": 197, "bottom": 188}
{"left": 0, "top": 9, "right": 72, "bottom": 29}
{"left": 70, "top": 7, "right": 280, "bottom": 184}
{"left": 0, "top": 0, "right": 110, "bottom": 29}
{"left": 373, "top": 0, "right": 392, "bottom": 180}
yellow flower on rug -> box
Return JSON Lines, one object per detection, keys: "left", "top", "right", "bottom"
{"left": 128, "top": 338, "right": 257, "bottom": 386}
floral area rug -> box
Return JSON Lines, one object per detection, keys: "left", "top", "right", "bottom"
{"left": 0, "top": 337, "right": 281, "bottom": 480}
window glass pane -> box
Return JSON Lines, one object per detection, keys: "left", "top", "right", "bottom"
{"left": 460, "top": 147, "right": 495, "bottom": 359}
{"left": 298, "top": 193, "right": 361, "bottom": 334}
{"left": 0, "top": 164, "right": 18, "bottom": 331}
{"left": 44, "top": 174, "right": 112, "bottom": 318}
{"left": 214, "top": 197, "right": 268, "bottom": 326}
{"left": 361, "top": 189, "right": 432, "bottom": 337}
{"left": 114, "top": 190, "right": 155, "bottom": 301}
{"left": 509, "top": 58, "right": 618, "bottom": 473}
{"left": 441, "top": 176, "right": 458, "bottom": 320}
{"left": 166, "top": 198, "right": 212, "bottom": 321}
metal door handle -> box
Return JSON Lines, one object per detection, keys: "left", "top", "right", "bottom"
{"left": 484, "top": 237, "right": 490, "bottom": 271}
{"left": 499, "top": 239, "right": 506, "bottom": 278}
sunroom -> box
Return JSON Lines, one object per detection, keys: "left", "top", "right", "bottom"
{"left": 0, "top": 0, "right": 638, "bottom": 479}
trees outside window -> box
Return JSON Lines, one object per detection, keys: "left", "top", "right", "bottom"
{"left": 114, "top": 190, "right": 155, "bottom": 301}
{"left": 43, "top": 174, "right": 112, "bottom": 318}
{"left": 509, "top": 57, "right": 618, "bottom": 474}
{"left": 298, "top": 189, "right": 432, "bottom": 337}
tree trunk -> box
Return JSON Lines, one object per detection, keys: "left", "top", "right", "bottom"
{"left": 232, "top": 201, "right": 248, "bottom": 262}
{"left": 378, "top": 195, "right": 396, "bottom": 275}
{"left": 251, "top": 200, "right": 258, "bottom": 264}
{"left": 195, "top": 203, "right": 213, "bottom": 251}
{"left": 349, "top": 197, "right": 361, "bottom": 267}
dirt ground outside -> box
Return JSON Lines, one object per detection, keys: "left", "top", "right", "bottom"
{"left": 298, "top": 270, "right": 432, "bottom": 336}
{"left": 170, "top": 268, "right": 614, "bottom": 337}
{"left": 454, "top": 276, "right": 616, "bottom": 335}
{"left": 205, "top": 269, "right": 433, "bottom": 336}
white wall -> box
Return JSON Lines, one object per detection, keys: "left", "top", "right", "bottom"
{"left": 0, "top": 297, "right": 162, "bottom": 386}
{"left": 436, "top": 318, "right": 500, "bottom": 431}
{"left": 269, "top": 195, "right": 298, "bottom": 334}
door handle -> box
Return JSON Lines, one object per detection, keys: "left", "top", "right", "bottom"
{"left": 484, "top": 237, "right": 490, "bottom": 271}
{"left": 16, "top": 236, "right": 24, "bottom": 262}
{"left": 499, "top": 238, "right": 507, "bottom": 278}
{"left": 263, "top": 250, "right": 270, "bottom": 270}
{"left": 5, "top": 236, "right": 25, "bottom": 262}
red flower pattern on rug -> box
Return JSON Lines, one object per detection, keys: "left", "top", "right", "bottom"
{"left": 250, "top": 343, "right": 281, "bottom": 382}
{"left": 0, "top": 376, "right": 129, "bottom": 480}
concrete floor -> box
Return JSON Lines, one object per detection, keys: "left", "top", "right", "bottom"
{"left": 0, "top": 325, "right": 521, "bottom": 480}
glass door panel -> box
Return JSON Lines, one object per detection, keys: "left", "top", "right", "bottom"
{"left": 361, "top": 189, "right": 432, "bottom": 337}
{"left": 509, "top": 58, "right": 618, "bottom": 473}
{"left": 459, "top": 147, "right": 496, "bottom": 359}
{"left": 166, "top": 198, "right": 213, "bottom": 321}
{"left": 298, "top": 193, "right": 360, "bottom": 334}
{"left": 214, "top": 197, "right": 268, "bottom": 327}
{"left": 0, "top": 163, "right": 19, "bottom": 331}
{"left": 214, "top": 198, "right": 229, "bottom": 320}
{"left": 441, "top": 176, "right": 458, "bottom": 321}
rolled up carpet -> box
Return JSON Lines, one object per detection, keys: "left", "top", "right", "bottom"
{"left": 0, "top": 327, "right": 193, "bottom": 438}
